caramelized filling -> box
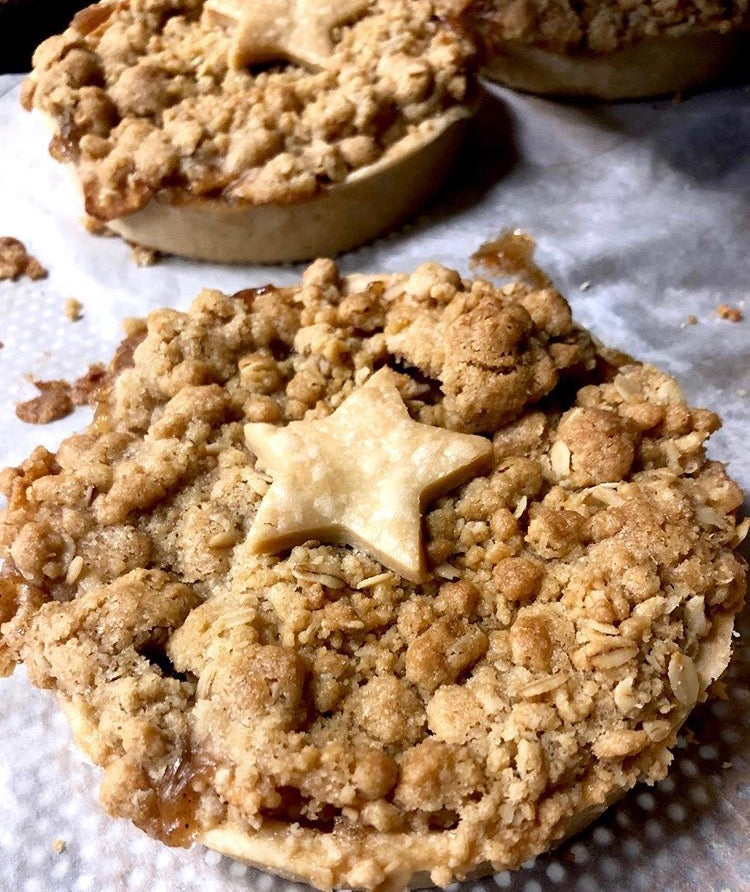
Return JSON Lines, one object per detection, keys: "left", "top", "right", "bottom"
{"left": 471, "top": 229, "right": 550, "bottom": 288}
{"left": 153, "top": 750, "right": 218, "bottom": 846}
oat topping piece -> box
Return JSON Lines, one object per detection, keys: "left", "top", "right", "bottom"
{"left": 206, "top": 0, "right": 371, "bottom": 70}
{"left": 0, "top": 260, "right": 746, "bottom": 891}
{"left": 246, "top": 367, "right": 492, "bottom": 582}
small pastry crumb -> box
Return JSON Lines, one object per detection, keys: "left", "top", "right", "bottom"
{"left": 579, "top": 281, "right": 591, "bottom": 292}
{"left": 15, "top": 364, "right": 109, "bottom": 425}
{"left": 0, "top": 237, "right": 47, "bottom": 281}
{"left": 130, "top": 245, "right": 160, "bottom": 267}
{"left": 64, "top": 298, "right": 83, "bottom": 322}
{"left": 51, "top": 838, "right": 66, "bottom": 855}
{"left": 687, "top": 314, "right": 697, "bottom": 325}
{"left": 715, "top": 304, "right": 743, "bottom": 322}
{"left": 15, "top": 380, "right": 74, "bottom": 424}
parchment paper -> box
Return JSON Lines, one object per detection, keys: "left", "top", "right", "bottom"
{"left": 0, "top": 72, "right": 748, "bottom": 892}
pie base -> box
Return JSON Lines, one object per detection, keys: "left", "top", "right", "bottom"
{"left": 481, "top": 32, "right": 747, "bottom": 100}
{"left": 100, "top": 109, "right": 471, "bottom": 263}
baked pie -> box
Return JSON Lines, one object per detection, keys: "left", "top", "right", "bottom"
{"left": 22, "top": 0, "right": 476, "bottom": 262}
{"left": 453, "top": 0, "right": 749, "bottom": 99}
{"left": 1, "top": 260, "right": 746, "bottom": 889}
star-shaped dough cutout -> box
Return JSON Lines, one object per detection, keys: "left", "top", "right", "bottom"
{"left": 204, "top": 0, "right": 370, "bottom": 71}
{"left": 244, "top": 368, "right": 493, "bottom": 583}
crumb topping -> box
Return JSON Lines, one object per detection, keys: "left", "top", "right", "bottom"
{"left": 25, "top": 0, "right": 474, "bottom": 221}
{"left": 0, "top": 262, "right": 745, "bottom": 888}
{"left": 65, "top": 297, "right": 83, "bottom": 320}
{"left": 454, "top": 0, "right": 749, "bottom": 55}
{"left": 716, "top": 303, "right": 743, "bottom": 322}
{"left": 0, "top": 236, "right": 47, "bottom": 281}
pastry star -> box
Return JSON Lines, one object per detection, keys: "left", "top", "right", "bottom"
{"left": 204, "top": 0, "right": 370, "bottom": 71}
{"left": 244, "top": 368, "right": 493, "bottom": 583}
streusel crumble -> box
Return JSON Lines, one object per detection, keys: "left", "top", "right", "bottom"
{"left": 0, "top": 236, "right": 47, "bottom": 281}
{"left": 0, "top": 261, "right": 746, "bottom": 889}
{"left": 461, "top": 0, "right": 749, "bottom": 56}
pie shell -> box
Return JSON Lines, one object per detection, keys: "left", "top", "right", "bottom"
{"left": 481, "top": 31, "right": 748, "bottom": 100}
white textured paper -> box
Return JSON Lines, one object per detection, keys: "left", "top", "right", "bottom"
{"left": 0, "top": 72, "right": 748, "bottom": 892}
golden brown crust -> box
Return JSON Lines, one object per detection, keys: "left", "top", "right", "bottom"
{"left": 0, "top": 261, "right": 746, "bottom": 890}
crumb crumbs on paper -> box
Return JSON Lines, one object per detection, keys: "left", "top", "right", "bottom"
{"left": 716, "top": 304, "right": 743, "bottom": 322}
{"left": 0, "top": 237, "right": 47, "bottom": 281}
{"left": 51, "top": 838, "right": 66, "bottom": 855}
{"left": 130, "top": 244, "right": 160, "bottom": 266}
{"left": 64, "top": 298, "right": 83, "bottom": 321}
{"left": 687, "top": 314, "right": 697, "bottom": 325}
{"left": 15, "top": 380, "right": 74, "bottom": 424}
{"left": 15, "top": 364, "right": 107, "bottom": 425}
{"left": 579, "top": 281, "right": 591, "bottom": 292}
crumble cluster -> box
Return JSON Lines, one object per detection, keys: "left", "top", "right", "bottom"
{"left": 0, "top": 261, "right": 746, "bottom": 888}
{"left": 0, "top": 236, "right": 47, "bottom": 281}
{"left": 456, "top": 0, "right": 749, "bottom": 55}
{"left": 23, "top": 0, "right": 474, "bottom": 221}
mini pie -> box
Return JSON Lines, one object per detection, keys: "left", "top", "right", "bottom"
{"left": 22, "top": 0, "right": 475, "bottom": 262}
{"left": 452, "top": 0, "right": 750, "bottom": 99}
{"left": 0, "top": 260, "right": 746, "bottom": 890}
